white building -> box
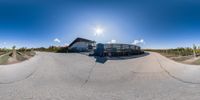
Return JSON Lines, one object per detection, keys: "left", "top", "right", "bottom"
{"left": 69, "top": 37, "right": 96, "bottom": 52}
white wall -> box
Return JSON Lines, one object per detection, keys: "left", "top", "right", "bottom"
{"left": 71, "top": 42, "right": 88, "bottom": 48}
{"left": 70, "top": 42, "right": 93, "bottom": 51}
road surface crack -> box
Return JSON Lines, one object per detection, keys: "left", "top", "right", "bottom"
{"left": 155, "top": 55, "right": 200, "bottom": 84}
{"left": 81, "top": 62, "right": 97, "bottom": 87}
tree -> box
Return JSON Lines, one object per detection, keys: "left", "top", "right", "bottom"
{"left": 193, "top": 44, "right": 197, "bottom": 57}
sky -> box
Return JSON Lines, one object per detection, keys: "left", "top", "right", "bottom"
{"left": 0, "top": 0, "right": 200, "bottom": 49}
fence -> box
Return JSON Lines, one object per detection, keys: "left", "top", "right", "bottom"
{"left": 95, "top": 43, "right": 143, "bottom": 56}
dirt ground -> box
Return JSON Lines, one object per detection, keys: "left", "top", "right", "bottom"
{"left": 160, "top": 53, "right": 200, "bottom": 65}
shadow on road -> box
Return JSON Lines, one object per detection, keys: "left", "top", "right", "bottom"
{"left": 108, "top": 52, "right": 150, "bottom": 60}
{"left": 94, "top": 52, "right": 149, "bottom": 64}
{"left": 94, "top": 56, "right": 108, "bottom": 64}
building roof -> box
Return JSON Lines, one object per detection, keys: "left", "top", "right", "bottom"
{"left": 102, "top": 43, "right": 140, "bottom": 47}
{"left": 69, "top": 37, "right": 95, "bottom": 47}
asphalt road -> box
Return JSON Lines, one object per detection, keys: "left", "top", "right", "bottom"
{"left": 0, "top": 52, "right": 200, "bottom": 100}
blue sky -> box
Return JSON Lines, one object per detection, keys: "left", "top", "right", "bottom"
{"left": 0, "top": 0, "right": 200, "bottom": 49}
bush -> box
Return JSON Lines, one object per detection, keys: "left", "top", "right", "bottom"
{"left": 33, "top": 46, "right": 68, "bottom": 53}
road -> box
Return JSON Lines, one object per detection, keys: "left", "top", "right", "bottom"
{"left": 0, "top": 52, "right": 200, "bottom": 100}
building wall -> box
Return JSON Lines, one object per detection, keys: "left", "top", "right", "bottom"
{"left": 69, "top": 41, "right": 94, "bottom": 52}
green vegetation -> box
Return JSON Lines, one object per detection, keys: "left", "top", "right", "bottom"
{"left": 145, "top": 45, "right": 200, "bottom": 65}
{"left": 145, "top": 44, "right": 200, "bottom": 57}
{"left": 0, "top": 47, "right": 37, "bottom": 65}
{"left": 33, "top": 46, "right": 68, "bottom": 53}
{"left": 0, "top": 45, "right": 68, "bottom": 65}
{"left": 0, "top": 48, "right": 10, "bottom": 55}
{"left": 0, "top": 52, "right": 12, "bottom": 64}
{"left": 1, "top": 45, "right": 68, "bottom": 55}
{"left": 145, "top": 47, "right": 194, "bottom": 57}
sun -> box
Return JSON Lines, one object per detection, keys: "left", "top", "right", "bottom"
{"left": 94, "top": 27, "right": 104, "bottom": 36}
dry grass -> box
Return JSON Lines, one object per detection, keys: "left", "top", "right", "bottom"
{"left": 0, "top": 52, "right": 6, "bottom": 55}
{"left": 0, "top": 51, "right": 36, "bottom": 65}
{"left": 159, "top": 53, "right": 200, "bottom": 65}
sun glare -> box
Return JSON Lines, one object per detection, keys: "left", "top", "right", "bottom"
{"left": 94, "top": 27, "right": 104, "bottom": 36}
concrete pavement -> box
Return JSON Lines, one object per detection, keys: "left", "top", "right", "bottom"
{"left": 0, "top": 52, "right": 200, "bottom": 100}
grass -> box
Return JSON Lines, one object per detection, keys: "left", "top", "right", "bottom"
{"left": 192, "top": 59, "right": 200, "bottom": 65}
{"left": 159, "top": 52, "right": 200, "bottom": 65}
{"left": 145, "top": 49, "right": 200, "bottom": 65}
{"left": 0, "top": 52, "right": 6, "bottom": 55}
{"left": 0, "top": 52, "right": 12, "bottom": 65}
{"left": 160, "top": 53, "right": 192, "bottom": 61}
{"left": 0, "top": 51, "right": 36, "bottom": 65}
